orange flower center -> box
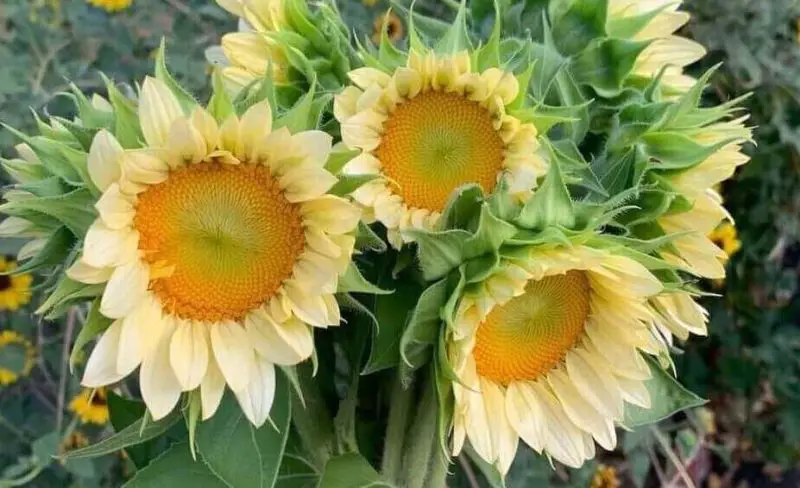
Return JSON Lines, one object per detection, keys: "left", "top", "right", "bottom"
{"left": 473, "top": 271, "right": 591, "bottom": 385}
{"left": 375, "top": 90, "right": 505, "bottom": 212}
{"left": 134, "top": 162, "right": 305, "bottom": 322}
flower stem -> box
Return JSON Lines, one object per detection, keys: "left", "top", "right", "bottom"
{"left": 400, "top": 373, "right": 439, "bottom": 488}
{"left": 380, "top": 373, "right": 414, "bottom": 483}
{"left": 291, "top": 363, "right": 334, "bottom": 470}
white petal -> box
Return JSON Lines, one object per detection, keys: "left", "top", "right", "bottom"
{"left": 82, "top": 319, "right": 126, "bottom": 387}
{"left": 83, "top": 221, "right": 138, "bottom": 268}
{"left": 169, "top": 320, "right": 210, "bottom": 390}
{"left": 282, "top": 282, "right": 331, "bottom": 328}
{"left": 201, "top": 356, "right": 226, "bottom": 420}
{"left": 95, "top": 183, "right": 135, "bottom": 230}
{"left": 88, "top": 130, "right": 123, "bottom": 192}
{"left": 210, "top": 321, "right": 255, "bottom": 392}
{"left": 140, "top": 317, "right": 182, "bottom": 419}
{"left": 238, "top": 100, "right": 273, "bottom": 161}
{"left": 246, "top": 311, "right": 313, "bottom": 365}
{"left": 233, "top": 357, "right": 276, "bottom": 427}
{"left": 100, "top": 259, "right": 149, "bottom": 319}
{"left": 140, "top": 77, "right": 185, "bottom": 148}
{"left": 67, "top": 259, "right": 113, "bottom": 284}
{"left": 300, "top": 196, "right": 361, "bottom": 235}
{"left": 291, "top": 131, "right": 332, "bottom": 168}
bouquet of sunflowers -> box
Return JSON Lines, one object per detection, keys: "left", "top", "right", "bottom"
{"left": 0, "top": 0, "right": 751, "bottom": 485}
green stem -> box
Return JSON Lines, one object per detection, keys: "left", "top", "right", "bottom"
{"left": 424, "top": 445, "right": 451, "bottom": 488}
{"left": 380, "top": 374, "right": 414, "bottom": 483}
{"left": 400, "top": 374, "right": 439, "bottom": 488}
{"left": 291, "top": 363, "right": 334, "bottom": 470}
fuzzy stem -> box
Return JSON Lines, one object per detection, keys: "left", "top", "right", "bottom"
{"left": 291, "top": 364, "right": 334, "bottom": 469}
{"left": 380, "top": 374, "right": 414, "bottom": 483}
{"left": 424, "top": 444, "right": 451, "bottom": 488}
{"left": 400, "top": 374, "right": 439, "bottom": 488}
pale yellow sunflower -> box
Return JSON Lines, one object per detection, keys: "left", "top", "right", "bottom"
{"left": 69, "top": 78, "right": 360, "bottom": 426}
{"left": 449, "top": 246, "right": 680, "bottom": 471}
{"left": 334, "top": 51, "right": 546, "bottom": 247}
{"left": 209, "top": 0, "right": 289, "bottom": 90}
{"left": 86, "top": 0, "right": 133, "bottom": 13}
{"left": 69, "top": 388, "right": 110, "bottom": 425}
{"left": 607, "top": 0, "right": 706, "bottom": 93}
{"left": 659, "top": 117, "right": 751, "bottom": 279}
{"left": 0, "top": 257, "right": 32, "bottom": 311}
{"left": 0, "top": 330, "right": 35, "bottom": 386}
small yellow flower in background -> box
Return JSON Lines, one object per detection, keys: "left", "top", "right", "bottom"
{"left": 591, "top": 464, "right": 621, "bottom": 488}
{"left": 372, "top": 11, "right": 403, "bottom": 44}
{"left": 708, "top": 222, "right": 742, "bottom": 258}
{"left": 362, "top": 0, "right": 378, "bottom": 6}
{"left": 0, "top": 330, "right": 35, "bottom": 386}
{"left": 62, "top": 431, "right": 90, "bottom": 452}
{"left": 70, "top": 388, "right": 110, "bottom": 425}
{"left": 86, "top": 0, "right": 133, "bottom": 13}
{"left": 0, "top": 257, "right": 32, "bottom": 311}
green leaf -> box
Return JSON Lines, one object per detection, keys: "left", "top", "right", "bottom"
{"left": 155, "top": 39, "right": 197, "bottom": 113}
{"left": 317, "top": 453, "right": 392, "bottom": 488}
{"left": 405, "top": 229, "right": 471, "bottom": 282}
{"left": 195, "top": 376, "right": 292, "bottom": 488}
{"left": 107, "top": 392, "right": 176, "bottom": 469}
{"left": 103, "top": 75, "right": 144, "bottom": 149}
{"left": 640, "top": 132, "right": 731, "bottom": 170}
{"left": 62, "top": 411, "right": 181, "bottom": 461}
{"left": 123, "top": 443, "right": 228, "bottom": 488}
{"left": 70, "top": 299, "right": 112, "bottom": 371}
{"left": 0, "top": 343, "right": 26, "bottom": 374}
{"left": 337, "top": 263, "right": 392, "bottom": 295}
{"left": 463, "top": 203, "right": 518, "bottom": 259}
{"left": 571, "top": 38, "right": 649, "bottom": 97}
{"left": 32, "top": 431, "right": 60, "bottom": 464}
{"left": 623, "top": 356, "right": 706, "bottom": 428}
{"left": 399, "top": 278, "right": 449, "bottom": 373}
{"left": 0, "top": 189, "right": 96, "bottom": 237}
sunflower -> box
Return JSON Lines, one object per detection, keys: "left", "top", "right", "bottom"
{"left": 0, "top": 330, "right": 35, "bottom": 386}
{"left": 70, "top": 78, "right": 360, "bottom": 426}
{"left": 658, "top": 117, "right": 751, "bottom": 279}
{"left": 709, "top": 223, "right": 741, "bottom": 258}
{"left": 448, "top": 245, "right": 673, "bottom": 471}
{"left": 334, "top": 51, "right": 546, "bottom": 247}
{"left": 62, "top": 431, "right": 90, "bottom": 452}
{"left": 210, "top": 0, "right": 289, "bottom": 90}
{"left": 70, "top": 388, "right": 110, "bottom": 425}
{"left": 591, "top": 464, "right": 621, "bottom": 488}
{"left": 0, "top": 257, "right": 32, "bottom": 311}
{"left": 372, "top": 11, "right": 403, "bottom": 44}
{"left": 607, "top": 0, "right": 706, "bottom": 93}
{"left": 86, "top": 0, "right": 133, "bottom": 13}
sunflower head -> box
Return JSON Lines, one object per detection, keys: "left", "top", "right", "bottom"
{"left": 0, "top": 330, "right": 35, "bottom": 386}
{"left": 86, "top": 0, "right": 133, "bottom": 13}
{"left": 0, "top": 257, "right": 32, "bottom": 311}
{"left": 1, "top": 52, "right": 371, "bottom": 427}
{"left": 70, "top": 387, "right": 110, "bottom": 425}
{"left": 334, "top": 4, "right": 552, "bottom": 247}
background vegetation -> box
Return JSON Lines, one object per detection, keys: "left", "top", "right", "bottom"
{"left": 0, "top": 0, "right": 797, "bottom": 486}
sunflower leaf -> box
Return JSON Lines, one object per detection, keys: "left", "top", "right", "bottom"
{"left": 622, "top": 356, "right": 707, "bottom": 428}
{"left": 316, "top": 452, "right": 392, "bottom": 488}
{"left": 122, "top": 443, "right": 227, "bottom": 488}
{"left": 338, "top": 262, "right": 393, "bottom": 295}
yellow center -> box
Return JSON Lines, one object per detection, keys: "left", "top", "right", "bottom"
{"left": 375, "top": 90, "right": 505, "bottom": 212}
{"left": 135, "top": 162, "right": 305, "bottom": 322}
{"left": 473, "top": 271, "right": 591, "bottom": 385}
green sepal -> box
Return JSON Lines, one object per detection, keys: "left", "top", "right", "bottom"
{"left": 571, "top": 38, "right": 649, "bottom": 98}
{"left": 1, "top": 157, "right": 50, "bottom": 185}
{"left": 516, "top": 144, "right": 575, "bottom": 230}
{"left": 2, "top": 127, "right": 83, "bottom": 184}
{"left": 184, "top": 390, "right": 201, "bottom": 461}
{"left": 102, "top": 74, "right": 144, "bottom": 149}
{"left": 17, "top": 176, "right": 72, "bottom": 198}
{"left": 463, "top": 203, "right": 518, "bottom": 259}
{"left": 37, "top": 276, "right": 104, "bottom": 319}
{"left": 405, "top": 229, "right": 471, "bottom": 282}
{"left": 207, "top": 70, "right": 236, "bottom": 123}
{"left": 463, "top": 252, "right": 501, "bottom": 284}
{"left": 284, "top": 0, "right": 328, "bottom": 54}
{"left": 435, "top": 0, "right": 472, "bottom": 54}
{"left": 606, "top": 2, "right": 672, "bottom": 39}
{"left": 354, "top": 222, "right": 388, "bottom": 253}
{"left": 0, "top": 226, "right": 73, "bottom": 276}
{"left": 438, "top": 184, "right": 485, "bottom": 231}
{"left": 391, "top": 0, "right": 449, "bottom": 52}
{"left": 325, "top": 146, "right": 360, "bottom": 174}
{"left": 0, "top": 189, "right": 96, "bottom": 237}
{"left": 399, "top": 276, "right": 450, "bottom": 374}
{"left": 622, "top": 356, "right": 706, "bottom": 428}
{"left": 233, "top": 71, "right": 279, "bottom": 117}
{"left": 274, "top": 77, "right": 319, "bottom": 134}
{"left": 69, "top": 298, "right": 113, "bottom": 372}
{"left": 337, "top": 262, "right": 393, "bottom": 295}
{"left": 640, "top": 132, "right": 734, "bottom": 170}
{"left": 50, "top": 116, "right": 97, "bottom": 152}
{"left": 68, "top": 83, "right": 114, "bottom": 131}
{"left": 473, "top": 0, "right": 502, "bottom": 72}
{"left": 608, "top": 100, "right": 674, "bottom": 150}
{"left": 329, "top": 174, "right": 379, "bottom": 197}
{"left": 154, "top": 39, "right": 197, "bottom": 114}
{"left": 550, "top": 0, "right": 609, "bottom": 56}
{"left": 518, "top": 99, "right": 591, "bottom": 136}
{"left": 551, "top": 139, "right": 607, "bottom": 198}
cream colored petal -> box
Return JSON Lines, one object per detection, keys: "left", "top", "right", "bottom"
{"left": 323, "top": 294, "right": 341, "bottom": 324}
{"left": 216, "top": 0, "right": 244, "bottom": 17}
{"left": 121, "top": 151, "right": 170, "bottom": 185}
{"left": 280, "top": 166, "right": 337, "bottom": 203}
{"left": 95, "top": 183, "right": 135, "bottom": 230}
{"left": 246, "top": 310, "right": 314, "bottom": 365}
{"left": 100, "top": 259, "right": 149, "bottom": 319}
{"left": 221, "top": 32, "right": 273, "bottom": 76}
{"left": 548, "top": 367, "right": 617, "bottom": 451}
{"left": 67, "top": 259, "right": 113, "bottom": 284}
{"left": 291, "top": 131, "right": 333, "bottom": 168}
{"left": 616, "top": 375, "right": 652, "bottom": 409}
{"left": 116, "top": 306, "right": 144, "bottom": 377}
{"left": 233, "top": 356, "right": 276, "bottom": 427}
{"left": 304, "top": 228, "right": 343, "bottom": 259}
{"left": 340, "top": 118, "right": 382, "bottom": 152}
{"left": 88, "top": 130, "right": 123, "bottom": 192}
{"left": 167, "top": 118, "right": 207, "bottom": 165}
{"left": 348, "top": 67, "right": 392, "bottom": 89}
{"left": 334, "top": 86, "right": 364, "bottom": 122}
{"left": 282, "top": 281, "right": 331, "bottom": 328}
{"left": 210, "top": 321, "right": 255, "bottom": 392}
{"left": 140, "top": 77, "right": 185, "bottom": 148}
{"left": 140, "top": 317, "right": 182, "bottom": 420}
{"left": 565, "top": 350, "right": 624, "bottom": 419}
{"left": 190, "top": 107, "right": 221, "bottom": 153}
{"left": 239, "top": 100, "right": 273, "bottom": 161}
{"left": 17, "top": 238, "right": 46, "bottom": 262}
{"left": 292, "top": 251, "right": 338, "bottom": 290}
{"left": 529, "top": 382, "right": 589, "bottom": 468}
{"left": 300, "top": 196, "right": 361, "bottom": 234}
{"left": 169, "top": 320, "right": 210, "bottom": 391}
{"left": 342, "top": 153, "right": 382, "bottom": 175}
{"left": 482, "top": 379, "right": 519, "bottom": 475}
{"left": 82, "top": 319, "right": 126, "bottom": 387}
{"left": 505, "top": 382, "right": 545, "bottom": 453}
{"left": 0, "top": 216, "right": 35, "bottom": 237}
{"left": 201, "top": 356, "right": 227, "bottom": 420}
